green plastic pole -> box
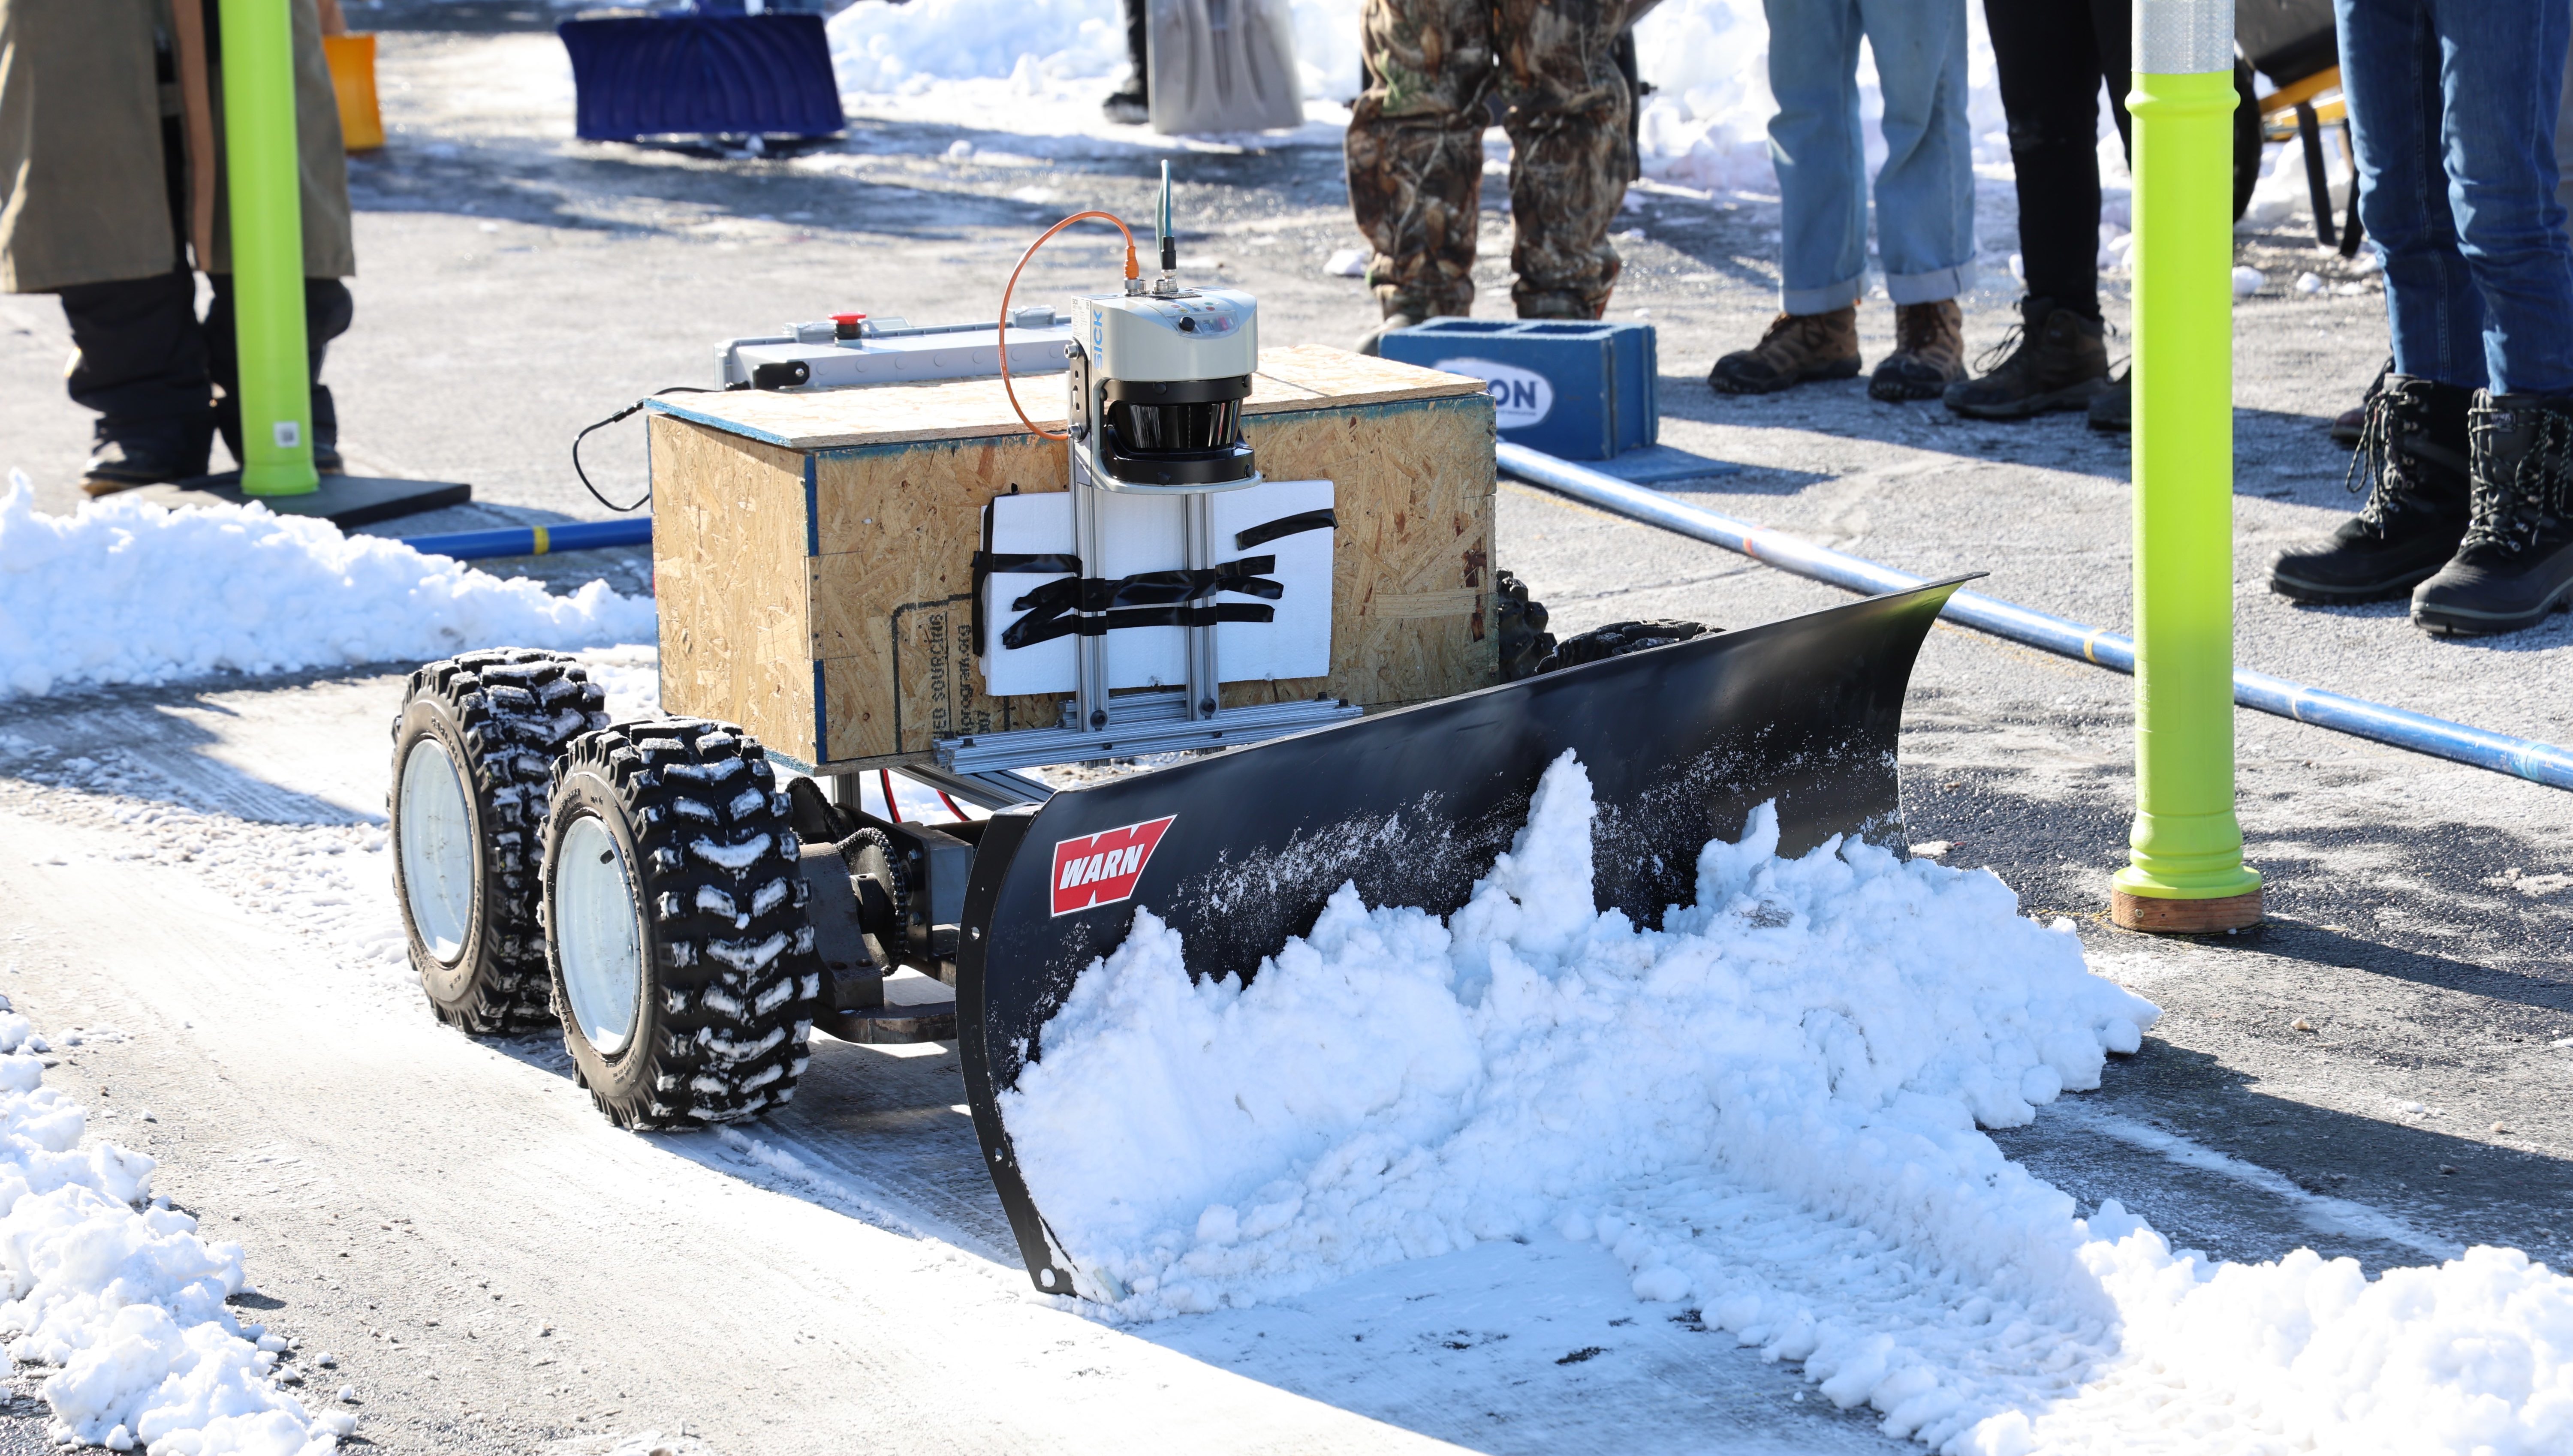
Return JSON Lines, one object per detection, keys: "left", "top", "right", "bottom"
{"left": 2115, "top": 0, "right": 2261, "bottom": 930}
{"left": 217, "top": 0, "right": 318, "bottom": 496}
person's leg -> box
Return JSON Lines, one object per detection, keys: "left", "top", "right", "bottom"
{"left": 2558, "top": 37, "right": 2573, "bottom": 242}
{"left": 1852, "top": 0, "right": 1978, "bottom": 401}
{"left": 2341, "top": 0, "right": 2483, "bottom": 388}
{"left": 2430, "top": 0, "right": 2573, "bottom": 396}
{"left": 1103, "top": 0, "right": 1149, "bottom": 123}
{"left": 1944, "top": 0, "right": 2112, "bottom": 417}
{"left": 2409, "top": 0, "right": 2573, "bottom": 634}
{"left": 2089, "top": 0, "right": 2132, "bottom": 159}
{"left": 56, "top": 268, "right": 216, "bottom": 490}
{"left": 1984, "top": 0, "right": 2102, "bottom": 317}
{"left": 1706, "top": 0, "right": 1866, "bottom": 393}
{"left": 205, "top": 274, "right": 355, "bottom": 472}
{"left": 2270, "top": 0, "right": 2477, "bottom": 605}
{"left": 1763, "top": 0, "right": 1868, "bottom": 314}
{"left": 1858, "top": 0, "right": 1974, "bottom": 307}
{"left": 2080, "top": 0, "right": 2139, "bottom": 430}
{"left": 1344, "top": 0, "right": 1493, "bottom": 347}
{"left": 1495, "top": 0, "right": 1633, "bottom": 318}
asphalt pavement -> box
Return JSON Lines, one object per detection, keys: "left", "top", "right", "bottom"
{"left": 0, "top": 11, "right": 2568, "bottom": 1453}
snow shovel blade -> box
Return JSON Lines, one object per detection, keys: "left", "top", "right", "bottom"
{"left": 1147, "top": 0, "right": 1304, "bottom": 135}
{"left": 954, "top": 576, "right": 1971, "bottom": 1295}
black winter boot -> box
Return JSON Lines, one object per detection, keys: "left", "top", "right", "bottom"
{"left": 2269, "top": 374, "right": 2473, "bottom": 603}
{"left": 1941, "top": 297, "right": 2109, "bottom": 419}
{"left": 81, "top": 414, "right": 215, "bottom": 496}
{"left": 2410, "top": 391, "right": 2573, "bottom": 636}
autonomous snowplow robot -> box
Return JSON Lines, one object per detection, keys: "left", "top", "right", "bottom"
{"left": 387, "top": 186, "right": 1965, "bottom": 1297}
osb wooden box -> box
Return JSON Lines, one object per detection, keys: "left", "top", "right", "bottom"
{"left": 644, "top": 345, "right": 1499, "bottom": 772}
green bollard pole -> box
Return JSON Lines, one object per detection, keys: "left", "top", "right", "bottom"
{"left": 2113, "top": 0, "right": 2262, "bottom": 933}
{"left": 218, "top": 0, "right": 318, "bottom": 497}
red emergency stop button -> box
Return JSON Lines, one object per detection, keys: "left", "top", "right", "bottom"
{"left": 832, "top": 312, "right": 866, "bottom": 340}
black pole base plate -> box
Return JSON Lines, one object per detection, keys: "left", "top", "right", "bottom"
{"left": 120, "top": 472, "right": 472, "bottom": 529}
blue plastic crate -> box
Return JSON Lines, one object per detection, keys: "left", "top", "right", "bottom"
{"left": 1378, "top": 318, "right": 1658, "bottom": 461}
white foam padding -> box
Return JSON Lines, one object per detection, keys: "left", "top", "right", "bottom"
{"left": 980, "top": 480, "right": 1335, "bottom": 697}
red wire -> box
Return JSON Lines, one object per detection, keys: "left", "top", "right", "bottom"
{"left": 998, "top": 211, "right": 1140, "bottom": 443}
{"left": 878, "top": 768, "right": 901, "bottom": 823}
{"left": 936, "top": 790, "right": 969, "bottom": 821}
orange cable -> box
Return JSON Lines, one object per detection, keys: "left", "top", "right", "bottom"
{"left": 998, "top": 211, "right": 1139, "bottom": 442}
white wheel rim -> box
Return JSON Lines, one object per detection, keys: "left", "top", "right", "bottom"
{"left": 397, "top": 737, "right": 476, "bottom": 964}
{"left": 556, "top": 813, "right": 644, "bottom": 1057}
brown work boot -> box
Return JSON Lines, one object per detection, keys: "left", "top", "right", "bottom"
{"left": 1708, "top": 307, "right": 1861, "bottom": 395}
{"left": 1942, "top": 297, "right": 2111, "bottom": 419}
{"left": 1868, "top": 300, "right": 1965, "bottom": 401}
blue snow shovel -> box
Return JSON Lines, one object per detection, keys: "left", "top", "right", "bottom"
{"left": 558, "top": 1, "right": 844, "bottom": 144}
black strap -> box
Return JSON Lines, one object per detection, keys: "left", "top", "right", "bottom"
{"left": 1234, "top": 508, "right": 1338, "bottom": 551}
{"left": 1009, "top": 556, "right": 1278, "bottom": 616}
{"left": 973, "top": 551, "right": 1084, "bottom": 575}
{"left": 1003, "top": 602, "right": 1276, "bottom": 647}
{"left": 1001, "top": 557, "right": 1283, "bottom": 650}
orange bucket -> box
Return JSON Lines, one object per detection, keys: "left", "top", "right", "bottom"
{"left": 322, "top": 33, "right": 384, "bottom": 152}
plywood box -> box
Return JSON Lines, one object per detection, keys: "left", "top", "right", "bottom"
{"left": 645, "top": 345, "right": 1499, "bottom": 772}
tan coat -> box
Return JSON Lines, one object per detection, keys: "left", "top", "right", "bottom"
{"left": 0, "top": 0, "right": 354, "bottom": 294}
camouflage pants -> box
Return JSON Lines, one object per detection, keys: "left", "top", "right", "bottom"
{"left": 1344, "top": 0, "right": 1644, "bottom": 320}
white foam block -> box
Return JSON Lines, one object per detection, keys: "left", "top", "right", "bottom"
{"left": 979, "top": 481, "right": 1335, "bottom": 698}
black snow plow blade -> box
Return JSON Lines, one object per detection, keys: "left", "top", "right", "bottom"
{"left": 954, "top": 578, "right": 1971, "bottom": 1294}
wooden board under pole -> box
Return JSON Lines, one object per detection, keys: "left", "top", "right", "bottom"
{"left": 644, "top": 346, "right": 1500, "bottom": 773}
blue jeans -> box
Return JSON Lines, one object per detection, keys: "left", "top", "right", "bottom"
{"left": 2338, "top": 0, "right": 2573, "bottom": 395}
{"left": 1764, "top": 0, "right": 1977, "bottom": 313}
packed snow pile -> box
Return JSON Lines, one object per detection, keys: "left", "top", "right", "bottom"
{"left": 0, "top": 999, "right": 349, "bottom": 1453}
{"left": 1005, "top": 754, "right": 2573, "bottom": 1454}
{"left": 0, "top": 475, "right": 654, "bottom": 699}
{"left": 829, "top": 0, "right": 1366, "bottom": 108}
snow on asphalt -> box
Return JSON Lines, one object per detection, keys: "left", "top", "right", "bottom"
{"left": 0, "top": 650, "right": 662, "bottom": 1018}
{"left": 0, "top": 996, "right": 353, "bottom": 1453}
{"left": 1006, "top": 754, "right": 2573, "bottom": 1454}
{"left": 0, "top": 475, "right": 653, "bottom": 700}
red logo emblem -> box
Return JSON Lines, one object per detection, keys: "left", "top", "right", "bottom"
{"left": 1050, "top": 816, "right": 1178, "bottom": 916}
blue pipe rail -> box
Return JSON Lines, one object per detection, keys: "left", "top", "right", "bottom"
{"left": 396, "top": 517, "right": 653, "bottom": 561}
{"left": 1497, "top": 442, "right": 2573, "bottom": 794}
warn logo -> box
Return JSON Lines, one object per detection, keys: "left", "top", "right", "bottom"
{"left": 1049, "top": 816, "right": 1178, "bottom": 916}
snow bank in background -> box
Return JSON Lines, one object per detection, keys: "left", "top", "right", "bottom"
{"left": 0, "top": 1000, "right": 349, "bottom": 1453}
{"left": 828, "top": 0, "right": 1125, "bottom": 93}
{"left": 826, "top": 0, "right": 2019, "bottom": 188}
{"left": 1005, "top": 754, "right": 2573, "bottom": 1453}
{"left": 828, "top": 0, "right": 1365, "bottom": 105}
{"left": 0, "top": 475, "right": 655, "bottom": 699}
{"left": 1630, "top": 0, "right": 2011, "bottom": 193}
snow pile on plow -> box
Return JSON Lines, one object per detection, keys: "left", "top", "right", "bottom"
{"left": 0, "top": 475, "right": 653, "bottom": 699}
{"left": 0, "top": 1000, "right": 349, "bottom": 1453}
{"left": 1005, "top": 754, "right": 2573, "bottom": 1454}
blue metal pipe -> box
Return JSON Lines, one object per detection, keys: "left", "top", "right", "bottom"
{"left": 1497, "top": 442, "right": 2573, "bottom": 794}
{"left": 397, "top": 517, "right": 653, "bottom": 561}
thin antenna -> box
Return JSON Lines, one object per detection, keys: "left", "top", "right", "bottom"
{"left": 1157, "top": 161, "right": 1178, "bottom": 277}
